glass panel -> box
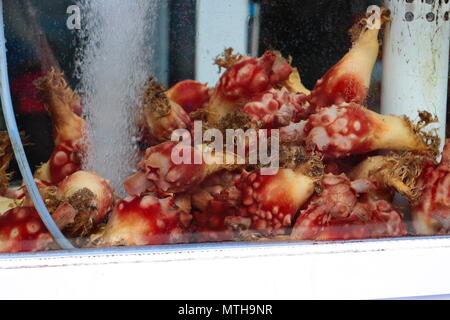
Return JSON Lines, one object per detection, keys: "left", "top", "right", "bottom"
{"left": 0, "top": 0, "right": 449, "bottom": 253}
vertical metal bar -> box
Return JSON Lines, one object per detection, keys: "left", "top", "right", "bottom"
{"left": 0, "top": 0, "right": 74, "bottom": 249}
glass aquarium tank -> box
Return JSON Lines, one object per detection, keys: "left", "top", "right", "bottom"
{"left": 0, "top": 0, "right": 449, "bottom": 272}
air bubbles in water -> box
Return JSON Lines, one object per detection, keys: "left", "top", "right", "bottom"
{"left": 75, "top": 0, "right": 159, "bottom": 195}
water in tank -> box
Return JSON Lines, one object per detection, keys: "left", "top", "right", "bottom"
{"left": 0, "top": 0, "right": 449, "bottom": 253}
